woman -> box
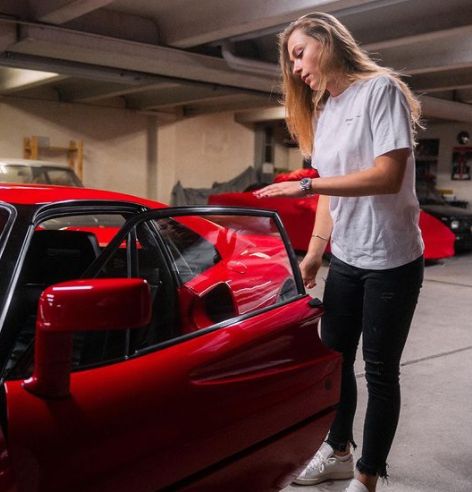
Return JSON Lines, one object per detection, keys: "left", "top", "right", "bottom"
{"left": 254, "top": 12, "right": 424, "bottom": 492}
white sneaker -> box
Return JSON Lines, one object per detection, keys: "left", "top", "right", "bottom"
{"left": 293, "top": 442, "right": 354, "bottom": 485}
{"left": 344, "top": 478, "right": 369, "bottom": 492}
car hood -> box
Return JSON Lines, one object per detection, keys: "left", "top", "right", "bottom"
{"left": 421, "top": 204, "right": 472, "bottom": 218}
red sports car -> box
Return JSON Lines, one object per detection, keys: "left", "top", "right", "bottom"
{"left": 0, "top": 184, "right": 341, "bottom": 492}
{"left": 209, "top": 170, "right": 456, "bottom": 260}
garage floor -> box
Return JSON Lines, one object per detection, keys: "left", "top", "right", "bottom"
{"left": 283, "top": 252, "right": 472, "bottom": 492}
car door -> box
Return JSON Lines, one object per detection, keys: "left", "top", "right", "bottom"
{"left": 3, "top": 207, "right": 341, "bottom": 492}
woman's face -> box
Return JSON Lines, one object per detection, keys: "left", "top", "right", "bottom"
{"left": 287, "top": 29, "right": 324, "bottom": 91}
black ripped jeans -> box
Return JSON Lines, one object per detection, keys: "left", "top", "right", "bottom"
{"left": 321, "top": 254, "right": 424, "bottom": 478}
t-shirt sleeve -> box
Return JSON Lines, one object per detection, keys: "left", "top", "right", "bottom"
{"left": 369, "top": 80, "right": 413, "bottom": 158}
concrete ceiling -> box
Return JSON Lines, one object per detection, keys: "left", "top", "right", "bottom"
{"left": 0, "top": 0, "right": 471, "bottom": 122}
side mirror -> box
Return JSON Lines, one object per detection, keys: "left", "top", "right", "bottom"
{"left": 23, "top": 278, "right": 151, "bottom": 399}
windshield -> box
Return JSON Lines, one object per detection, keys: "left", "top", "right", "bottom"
{"left": 0, "top": 164, "right": 83, "bottom": 187}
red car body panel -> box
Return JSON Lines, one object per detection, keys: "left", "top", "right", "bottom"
{"left": 0, "top": 184, "right": 341, "bottom": 491}
{"left": 0, "top": 183, "right": 165, "bottom": 208}
{"left": 177, "top": 411, "right": 335, "bottom": 492}
{"left": 5, "top": 299, "right": 339, "bottom": 492}
{"left": 209, "top": 191, "right": 456, "bottom": 259}
{"left": 418, "top": 209, "right": 456, "bottom": 259}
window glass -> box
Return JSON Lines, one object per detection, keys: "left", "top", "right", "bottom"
{"left": 0, "top": 164, "right": 33, "bottom": 183}
{"left": 75, "top": 212, "right": 299, "bottom": 353}
{"left": 154, "top": 218, "right": 221, "bottom": 283}
{"left": 5, "top": 210, "right": 300, "bottom": 379}
{"left": 44, "top": 168, "right": 82, "bottom": 186}
{"left": 152, "top": 213, "right": 299, "bottom": 333}
{"left": 0, "top": 164, "right": 82, "bottom": 186}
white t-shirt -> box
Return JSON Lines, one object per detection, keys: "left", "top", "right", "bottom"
{"left": 312, "top": 75, "right": 424, "bottom": 269}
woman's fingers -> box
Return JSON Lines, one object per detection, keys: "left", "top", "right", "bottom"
{"left": 303, "top": 276, "right": 317, "bottom": 289}
{"left": 301, "top": 266, "right": 316, "bottom": 288}
{"left": 253, "top": 181, "right": 302, "bottom": 198}
{"left": 300, "top": 255, "right": 322, "bottom": 289}
{"left": 253, "top": 183, "right": 281, "bottom": 198}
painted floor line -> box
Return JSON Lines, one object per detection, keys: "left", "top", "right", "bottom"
{"left": 355, "top": 345, "right": 472, "bottom": 378}
{"left": 423, "top": 278, "right": 472, "bottom": 288}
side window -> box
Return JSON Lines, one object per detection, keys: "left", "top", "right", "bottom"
{"left": 150, "top": 213, "right": 300, "bottom": 334}
{"left": 45, "top": 168, "right": 82, "bottom": 187}
{"left": 154, "top": 218, "right": 221, "bottom": 282}
{"left": 0, "top": 165, "right": 33, "bottom": 183}
{"left": 79, "top": 212, "right": 300, "bottom": 354}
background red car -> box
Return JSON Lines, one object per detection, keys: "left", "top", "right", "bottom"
{"left": 209, "top": 169, "right": 456, "bottom": 260}
{"left": 0, "top": 184, "right": 341, "bottom": 492}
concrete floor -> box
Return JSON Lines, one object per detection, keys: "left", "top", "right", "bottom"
{"left": 283, "top": 253, "right": 472, "bottom": 492}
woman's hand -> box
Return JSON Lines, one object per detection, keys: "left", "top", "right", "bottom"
{"left": 253, "top": 181, "right": 305, "bottom": 198}
{"left": 299, "top": 253, "right": 323, "bottom": 289}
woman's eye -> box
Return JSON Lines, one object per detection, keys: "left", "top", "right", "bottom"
{"left": 296, "top": 49, "right": 303, "bottom": 58}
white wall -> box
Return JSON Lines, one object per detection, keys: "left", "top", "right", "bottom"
{"left": 273, "top": 141, "right": 288, "bottom": 170}
{"left": 418, "top": 122, "right": 472, "bottom": 204}
{"left": 0, "top": 98, "right": 149, "bottom": 197}
{"left": 272, "top": 136, "right": 304, "bottom": 172}
{"left": 0, "top": 99, "right": 256, "bottom": 205}
{"left": 158, "top": 112, "right": 255, "bottom": 203}
{"left": 287, "top": 147, "right": 304, "bottom": 170}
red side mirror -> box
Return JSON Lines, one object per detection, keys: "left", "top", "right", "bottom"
{"left": 23, "top": 278, "right": 152, "bottom": 399}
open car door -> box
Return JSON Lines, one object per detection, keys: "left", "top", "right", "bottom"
{"left": 4, "top": 207, "right": 341, "bottom": 492}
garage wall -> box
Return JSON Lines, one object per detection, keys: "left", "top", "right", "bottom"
{"left": 7, "top": 95, "right": 470, "bottom": 207}
{"left": 272, "top": 141, "right": 304, "bottom": 172}
{"left": 0, "top": 100, "right": 256, "bottom": 205}
{"left": 418, "top": 123, "right": 472, "bottom": 204}
{"left": 288, "top": 147, "right": 304, "bottom": 170}
{"left": 0, "top": 98, "right": 149, "bottom": 197}
{"left": 157, "top": 112, "right": 255, "bottom": 203}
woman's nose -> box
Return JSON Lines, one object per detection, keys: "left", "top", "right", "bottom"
{"left": 292, "top": 59, "right": 302, "bottom": 75}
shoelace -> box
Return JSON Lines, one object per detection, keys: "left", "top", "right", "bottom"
{"left": 304, "top": 453, "right": 336, "bottom": 474}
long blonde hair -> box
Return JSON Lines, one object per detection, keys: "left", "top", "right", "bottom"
{"left": 279, "top": 12, "right": 422, "bottom": 157}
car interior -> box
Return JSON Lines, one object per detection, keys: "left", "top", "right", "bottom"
{"left": 4, "top": 223, "right": 181, "bottom": 380}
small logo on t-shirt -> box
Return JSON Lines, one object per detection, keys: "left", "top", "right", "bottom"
{"left": 345, "top": 115, "right": 361, "bottom": 125}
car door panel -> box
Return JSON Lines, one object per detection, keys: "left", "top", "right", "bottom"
{"left": 175, "top": 411, "right": 335, "bottom": 492}
{"left": 5, "top": 297, "right": 339, "bottom": 492}
{"left": 4, "top": 207, "right": 341, "bottom": 491}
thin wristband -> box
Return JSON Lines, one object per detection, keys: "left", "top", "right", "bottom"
{"left": 311, "top": 234, "right": 329, "bottom": 242}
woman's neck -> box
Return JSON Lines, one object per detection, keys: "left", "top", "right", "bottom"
{"left": 326, "top": 75, "right": 352, "bottom": 97}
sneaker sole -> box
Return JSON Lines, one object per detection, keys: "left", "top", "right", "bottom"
{"left": 292, "top": 469, "right": 354, "bottom": 485}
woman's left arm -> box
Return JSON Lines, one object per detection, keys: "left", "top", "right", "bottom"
{"left": 254, "top": 148, "right": 410, "bottom": 199}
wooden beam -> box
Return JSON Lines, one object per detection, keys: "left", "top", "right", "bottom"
{"left": 235, "top": 106, "right": 284, "bottom": 124}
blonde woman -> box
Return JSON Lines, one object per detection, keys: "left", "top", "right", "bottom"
{"left": 255, "top": 12, "right": 424, "bottom": 492}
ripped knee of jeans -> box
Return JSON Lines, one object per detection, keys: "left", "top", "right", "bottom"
{"left": 364, "top": 359, "right": 400, "bottom": 384}
{"left": 379, "top": 291, "right": 395, "bottom": 302}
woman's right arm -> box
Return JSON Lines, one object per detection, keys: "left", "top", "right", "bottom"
{"left": 300, "top": 195, "right": 332, "bottom": 288}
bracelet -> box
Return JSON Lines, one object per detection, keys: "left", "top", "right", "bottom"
{"left": 312, "top": 234, "right": 329, "bottom": 242}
